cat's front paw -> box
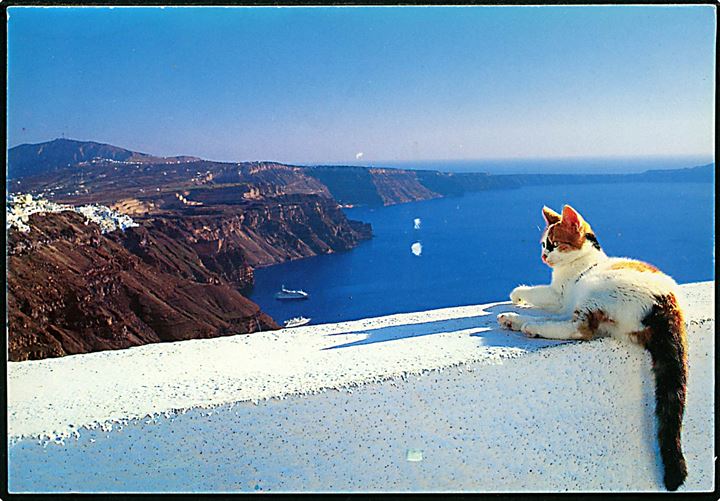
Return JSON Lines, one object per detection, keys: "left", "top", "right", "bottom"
{"left": 521, "top": 323, "right": 541, "bottom": 338}
{"left": 497, "top": 312, "right": 524, "bottom": 331}
{"left": 510, "top": 286, "right": 532, "bottom": 306}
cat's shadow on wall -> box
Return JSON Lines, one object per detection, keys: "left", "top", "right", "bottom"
{"left": 324, "top": 303, "right": 571, "bottom": 351}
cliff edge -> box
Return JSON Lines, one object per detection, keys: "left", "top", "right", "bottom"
{"left": 7, "top": 195, "right": 371, "bottom": 361}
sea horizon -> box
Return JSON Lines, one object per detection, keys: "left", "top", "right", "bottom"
{"left": 303, "top": 154, "right": 714, "bottom": 175}
{"left": 8, "top": 138, "right": 713, "bottom": 177}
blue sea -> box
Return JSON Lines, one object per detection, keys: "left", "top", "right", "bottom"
{"left": 248, "top": 181, "right": 714, "bottom": 326}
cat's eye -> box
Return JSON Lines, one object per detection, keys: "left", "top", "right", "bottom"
{"left": 544, "top": 239, "right": 556, "bottom": 252}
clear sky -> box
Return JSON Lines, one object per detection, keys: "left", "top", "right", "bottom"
{"left": 7, "top": 5, "right": 716, "bottom": 165}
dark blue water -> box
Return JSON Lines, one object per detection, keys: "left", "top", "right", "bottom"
{"left": 249, "top": 182, "right": 714, "bottom": 325}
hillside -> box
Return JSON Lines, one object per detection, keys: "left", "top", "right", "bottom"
{"left": 7, "top": 194, "right": 370, "bottom": 361}
{"left": 7, "top": 139, "right": 378, "bottom": 361}
{"left": 5, "top": 139, "right": 711, "bottom": 360}
{"left": 9, "top": 139, "right": 713, "bottom": 208}
{"left": 8, "top": 138, "right": 201, "bottom": 180}
{"left": 7, "top": 211, "right": 277, "bottom": 361}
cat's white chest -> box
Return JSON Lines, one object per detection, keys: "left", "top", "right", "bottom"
{"left": 551, "top": 267, "right": 595, "bottom": 311}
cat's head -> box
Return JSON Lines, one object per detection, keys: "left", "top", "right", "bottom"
{"left": 540, "top": 205, "right": 601, "bottom": 267}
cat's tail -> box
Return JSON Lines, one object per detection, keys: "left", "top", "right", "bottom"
{"left": 641, "top": 293, "right": 688, "bottom": 491}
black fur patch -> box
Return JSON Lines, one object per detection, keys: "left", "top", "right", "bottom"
{"left": 585, "top": 232, "right": 602, "bottom": 250}
{"left": 544, "top": 237, "right": 556, "bottom": 252}
{"left": 642, "top": 294, "right": 687, "bottom": 491}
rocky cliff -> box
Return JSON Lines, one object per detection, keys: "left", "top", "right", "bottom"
{"left": 7, "top": 139, "right": 710, "bottom": 361}
{"left": 7, "top": 194, "right": 371, "bottom": 361}
{"left": 7, "top": 211, "right": 278, "bottom": 361}
{"left": 306, "top": 162, "right": 715, "bottom": 207}
{"left": 368, "top": 168, "right": 441, "bottom": 205}
{"left": 119, "top": 195, "right": 372, "bottom": 288}
{"left": 305, "top": 166, "right": 450, "bottom": 206}
{"left": 9, "top": 140, "right": 714, "bottom": 210}
{"left": 8, "top": 138, "right": 201, "bottom": 180}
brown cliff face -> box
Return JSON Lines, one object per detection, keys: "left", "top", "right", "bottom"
{"left": 117, "top": 194, "right": 371, "bottom": 288}
{"left": 8, "top": 139, "right": 468, "bottom": 210}
{"left": 369, "top": 168, "right": 442, "bottom": 205}
{"left": 7, "top": 212, "right": 279, "bottom": 362}
{"left": 7, "top": 195, "right": 371, "bottom": 362}
{"left": 216, "top": 194, "right": 372, "bottom": 268}
{"left": 7, "top": 140, "right": 377, "bottom": 362}
{"left": 12, "top": 159, "right": 332, "bottom": 207}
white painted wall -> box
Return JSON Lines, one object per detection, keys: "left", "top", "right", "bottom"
{"left": 7, "top": 282, "right": 714, "bottom": 493}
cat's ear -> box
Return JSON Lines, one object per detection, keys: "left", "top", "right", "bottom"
{"left": 542, "top": 206, "right": 561, "bottom": 225}
{"left": 561, "top": 205, "right": 584, "bottom": 229}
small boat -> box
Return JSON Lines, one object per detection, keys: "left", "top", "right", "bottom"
{"left": 274, "top": 285, "right": 309, "bottom": 300}
{"left": 284, "top": 316, "right": 311, "bottom": 328}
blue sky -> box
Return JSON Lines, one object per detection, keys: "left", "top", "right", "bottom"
{"left": 7, "top": 6, "right": 716, "bottom": 165}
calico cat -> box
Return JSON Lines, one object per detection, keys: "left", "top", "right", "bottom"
{"left": 497, "top": 204, "right": 688, "bottom": 491}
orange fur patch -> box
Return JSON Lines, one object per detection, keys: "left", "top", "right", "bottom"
{"left": 547, "top": 220, "right": 594, "bottom": 250}
{"left": 664, "top": 293, "right": 687, "bottom": 353}
{"left": 574, "top": 309, "right": 612, "bottom": 340}
{"left": 609, "top": 260, "right": 660, "bottom": 273}
{"left": 629, "top": 327, "right": 653, "bottom": 346}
